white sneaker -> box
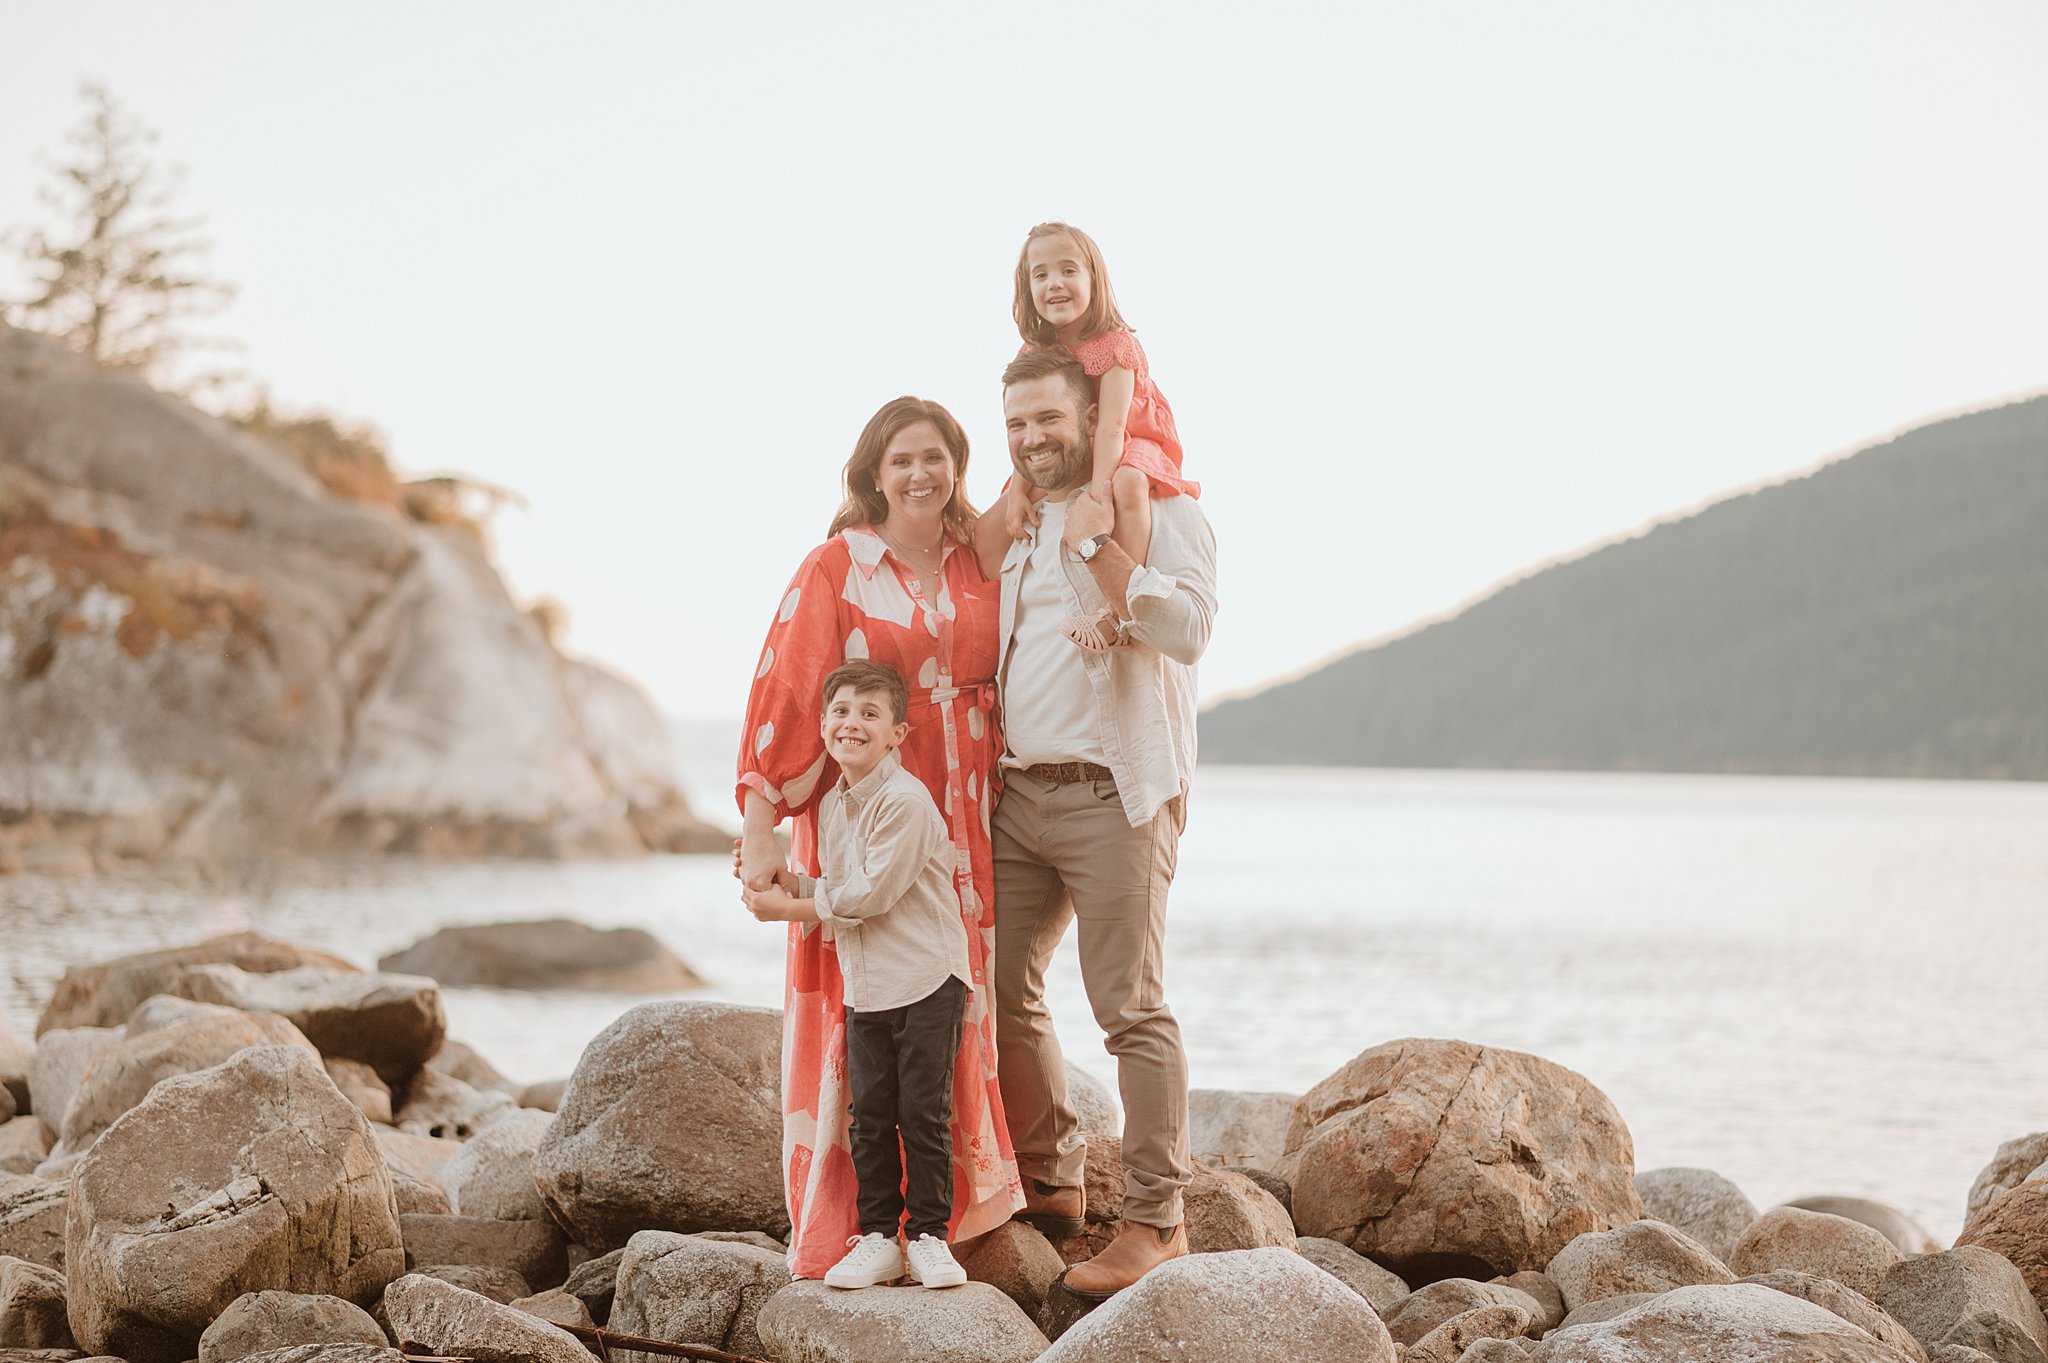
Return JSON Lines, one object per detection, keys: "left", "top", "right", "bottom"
{"left": 823, "top": 1232, "right": 903, "bottom": 1289}
{"left": 903, "top": 1233, "right": 967, "bottom": 1288}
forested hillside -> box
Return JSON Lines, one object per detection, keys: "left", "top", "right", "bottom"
{"left": 1201, "top": 396, "right": 2048, "bottom": 779}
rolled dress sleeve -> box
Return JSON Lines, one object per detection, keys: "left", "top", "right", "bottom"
{"left": 737, "top": 542, "right": 846, "bottom": 821}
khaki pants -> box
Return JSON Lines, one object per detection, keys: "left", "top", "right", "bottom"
{"left": 991, "top": 769, "right": 1191, "bottom": 1228}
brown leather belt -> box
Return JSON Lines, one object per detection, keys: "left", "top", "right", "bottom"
{"left": 1024, "top": 761, "right": 1114, "bottom": 785}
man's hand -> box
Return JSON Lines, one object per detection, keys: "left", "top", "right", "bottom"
{"left": 1063, "top": 486, "right": 1115, "bottom": 552}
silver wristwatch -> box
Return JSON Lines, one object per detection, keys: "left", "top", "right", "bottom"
{"left": 1077, "top": 532, "right": 1113, "bottom": 562}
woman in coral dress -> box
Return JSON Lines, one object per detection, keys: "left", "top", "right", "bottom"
{"left": 737, "top": 395, "right": 1023, "bottom": 1279}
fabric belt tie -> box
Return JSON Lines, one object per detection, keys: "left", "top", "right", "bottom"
{"left": 1025, "top": 761, "right": 1114, "bottom": 785}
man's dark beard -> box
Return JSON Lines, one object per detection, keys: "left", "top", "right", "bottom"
{"left": 1013, "top": 432, "right": 1092, "bottom": 493}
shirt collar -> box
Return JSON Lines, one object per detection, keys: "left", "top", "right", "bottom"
{"left": 841, "top": 524, "right": 957, "bottom": 580}
{"left": 837, "top": 749, "right": 902, "bottom": 809}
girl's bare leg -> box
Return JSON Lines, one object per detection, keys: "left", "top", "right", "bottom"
{"left": 1108, "top": 465, "right": 1153, "bottom": 565}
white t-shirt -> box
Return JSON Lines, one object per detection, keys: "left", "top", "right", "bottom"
{"left": 1001, "top": 497, "right": 1110, "bottom": 768}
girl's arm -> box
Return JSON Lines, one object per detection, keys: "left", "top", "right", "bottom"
{"left": 1090, "top": 364, "right": 1137, "bottom": 502}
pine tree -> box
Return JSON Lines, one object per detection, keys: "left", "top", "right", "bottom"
{"left": 8, "top": 83, "right": 235, "bottom": 387}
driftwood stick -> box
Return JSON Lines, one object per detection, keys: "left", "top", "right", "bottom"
{"left": 553, "top": 1322, "right": 775, "bottom": 1363}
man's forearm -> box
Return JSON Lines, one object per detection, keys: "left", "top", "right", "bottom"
{"left": 1083, "top": 542, "right": 1135, "bottom": 619}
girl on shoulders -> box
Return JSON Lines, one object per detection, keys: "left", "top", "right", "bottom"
{"left": 1002, "top": 221, "right": 1198, "bottom": 603}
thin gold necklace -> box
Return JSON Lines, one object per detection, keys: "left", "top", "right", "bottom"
{"left": 879, "top": 522, "right": 944, "bottom": 563}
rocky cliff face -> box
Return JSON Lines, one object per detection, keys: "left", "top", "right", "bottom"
{"left": 0, "top": 323, "right": 722, "bottom": 870}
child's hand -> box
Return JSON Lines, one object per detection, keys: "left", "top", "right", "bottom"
{"left": 1004, "top": 483, "right": 1041, "bottom": 541}
{"left": 742, "top": 884, "right": 788, "bottom": 922}
{"left": 1092, "top": 476, "right": 1117, "bottom": 505}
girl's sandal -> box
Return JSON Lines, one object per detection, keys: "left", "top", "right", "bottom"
{"left": 1060, "top": 608, "right": 1123, "bottom": 653}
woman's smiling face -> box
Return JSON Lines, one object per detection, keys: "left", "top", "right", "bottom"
{"left": 876, "top": 419, "right": 955, "bottom": 522}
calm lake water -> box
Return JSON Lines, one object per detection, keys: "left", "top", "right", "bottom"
{"left": 4, "top": 765, "right": 2044, "bottom": 1246}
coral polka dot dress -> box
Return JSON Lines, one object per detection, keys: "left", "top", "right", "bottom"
{"left": 738, "top": 525, "right": 1022, "bottom": 1278}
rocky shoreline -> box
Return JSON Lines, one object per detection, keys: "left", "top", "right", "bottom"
{"left": 1, "top": 931, "right": 2044, "bottom": 1362}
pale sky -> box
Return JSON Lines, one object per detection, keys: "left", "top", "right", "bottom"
{"left": 3, "top": 2, "right": 2046, "bottom": 725}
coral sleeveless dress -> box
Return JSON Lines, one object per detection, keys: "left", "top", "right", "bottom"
{"left": 1063, "top": 328, "right": 1199, "bottom": 499}
{"left": 738, "top": 526, "right": 1022, "bottom": 1278}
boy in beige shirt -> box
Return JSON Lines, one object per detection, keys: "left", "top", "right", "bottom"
{"left": 744, "top": 659, "right": 971, "bottom": 1290}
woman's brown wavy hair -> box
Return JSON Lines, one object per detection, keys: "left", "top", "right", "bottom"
{"left": 827, "top": 396, "right": 979, "bottom": 543}
{"left": 1013, "top": 221, "right": 1131, "bottom": 347}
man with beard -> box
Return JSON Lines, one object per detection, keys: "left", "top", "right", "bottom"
{"left": 978, "top": 345, "right": 1218, "bottom": 1296}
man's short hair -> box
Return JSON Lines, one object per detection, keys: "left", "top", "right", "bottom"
{"left": 1001, "top": 348, "right": 1096, "bottom": 416}
{"left": 820, "top": 659, "right": 909, "bottom": 724}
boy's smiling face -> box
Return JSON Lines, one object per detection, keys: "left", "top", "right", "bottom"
{"left": 820, "top": 684, "right": 908, "bottom": 784}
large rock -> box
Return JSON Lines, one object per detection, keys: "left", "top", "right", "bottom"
{"left": 1788, "top": 1196, "right": 1942, "bottom": 1255}
{"left": 1526, "top": 1282, "right": 1926, "bottom": 1361}
{"left": 1969, "top": 1137, "right": 2048, "bottom": 1224}
{"left": 393, "top": 1066, "right": 516, "bottom": 1141}
{"left": 958, "top": 1221, "right": 1064, "bottom": 1318}
{"left": 164, "top": 965, "right": 444, "bottom": 1086}
{"left": 1296, "top": 1236, "right": 1409, "bottom": 1315}
{"left": 408, "top": 1264, "right": 531, "bottom": 1303}
{"left": 510, "top": 1287, "right": 592, "bottom": 1331}
{"left": 1634, "top": 1167, "right": 1759, "bottom": 1263}
{"left": 608, "top": 1230, "right": 787, "bottom": 1362}
{"left": 0, "top": 1177, "right": 67, "bottom": 1271}
{"left": 1035, "top": 1247, "right": 1396, "bottom": 1363}
{"left": 52, "top": 1008, "right": 317, "bottom": 1158}
{"left": 34, "top": 934, "right": 358, "bottom": 1035}
{"left": 441, "top": 1109, "right": 552, "bottom": 1220}
{"left": 1409, "top": 1303, "right": 1537, "bottom": 1363}
{"left": 381, "top": 1272, "right": 589, "bottom": 1363}
{"left": 195, "top": 1291, "right": 386, "bottom": 1362}
{"left": 1280, "top": 1039, "right": 1641, "bottom": 1280}
{"left": 531, "top": 1001, "right": 784, "bottom": 1249}
{"left": 1188, "top": 1089, "right": 1296, "bottom": 1169}
{"left": 398, "top": 1214, "right": 567, "bottom": 1291}
{"left": 1880, "top": 1246, "right": 2048, "bottom": 1362}
{"left": 1743, "top": 1270, "right": 1931, "bottom": 1363}
{"left": 0, "top": 326, "right": 724, "bottom": 869}
{"left": 1185, "top": 1163, "right": 1296, "bottom": 1253}
{"left": 1497, "top": 1269, "right": 1568, "bottom": 1333}
{"left": 1546, "top": 1219, "right": 1736, "bottom": 1309}
{"left": 0, "top": 1121, "right": 52, "bottom": 1177}
{"left": 64, "top": 1045, "right": 404, "bottom": 1363}
{"left": 1730, "top": 1206, "right": 1905, "bottom": 1299}
{"left": 0, "top": 1256, "right": 73, "bottom": 1349}
{"left": 372, "top": 1127, "right": 462, "bottom": 1183}
{"left": 1069, "top": 1068, "right": 1120, "bottom": 1138}
{"left": 323, "top": 1059, "right": 393, "bottom": 1126}
{"left": 1384, "top": 1278, "right": 1544, "bottom": 1345}
{"left": 23, "top": 1028, "right": 122, "bottom": 1132}
{"left": 1958, "top": 1181, "right": 2048, "bottom": 1320}
{"left": 377, "top": 920, "right": 706, "bottom": 993}
{"left": 756, "top": 1280, "right": 1047, "bottom": 1363}
{"left": 424, "top": 1040, "right": 517, "bottom": 1096}
{"left": 560, "top": 1247, "right": 624, "bottom": 1325}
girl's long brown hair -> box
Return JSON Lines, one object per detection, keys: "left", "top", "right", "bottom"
{"left": 827, "top": 396, "right": 979, "bottom": 543}
{"left": 1013, "top": 221, "right": 1131, "bottom": 347}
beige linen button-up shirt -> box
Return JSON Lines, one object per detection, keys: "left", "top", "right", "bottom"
{"left": 797, "top": 750, "right": 971, "bottom": 1013}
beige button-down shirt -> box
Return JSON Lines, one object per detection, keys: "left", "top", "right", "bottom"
{"left": 798, "top": 750, "right": 971, "bottom": 1013}
{"left": 997, "top": 491, "right": 1218, "bottom": 827}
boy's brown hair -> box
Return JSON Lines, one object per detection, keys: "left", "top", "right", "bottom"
{"left": 820, "top": 659, "right": 910, "bottom": 724}
{"left": 1012, "top": 220, "right": 1131, "bottom": 347}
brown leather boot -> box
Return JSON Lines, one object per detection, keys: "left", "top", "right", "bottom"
{"left": 1059, "top": 1219, "right": 1188, "bottom": 1298}
{"left": 1016, "top": 1178, "right": 1086, "bottom": 1238}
